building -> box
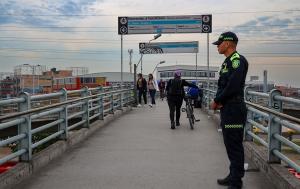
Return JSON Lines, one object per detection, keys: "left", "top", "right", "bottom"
{"left": 156, "top": 65, "right": 219, "bottom": 85}
{"left": 0, "top": 77, "right": 19, "bottom": 99}
{"left": 80, "top": 72, "right": 135, "bottom": 85}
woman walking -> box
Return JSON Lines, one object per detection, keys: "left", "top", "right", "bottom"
{"left": 147, "top": 73, "right": 158, "bottom": 107}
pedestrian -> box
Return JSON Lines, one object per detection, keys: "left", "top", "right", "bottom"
{"left": 210, "top": 31, "right": 248, "bottom": 189}
{"left": 166, "top": 70, "right": 198, "bottom": 129}
{"left": 158, "top": 79, "right": 166, "bottom": 101}
{"left": 147, "top": 73, "right": 158, "bottom": 107}
{"left": 136, "top": 73, "right": 147, "bottom": 107}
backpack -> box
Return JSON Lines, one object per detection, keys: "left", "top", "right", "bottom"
{"left": 187, "top": 87, "right": 199, "bottom": 98}
{"left": 168, "top": 79, "right": 183, "bottom": 95}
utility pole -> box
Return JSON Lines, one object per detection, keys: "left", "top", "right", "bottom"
{"left": 128, "top": 49, "right": 133, "bottom": 73}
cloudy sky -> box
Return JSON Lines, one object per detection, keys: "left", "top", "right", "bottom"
{"left": 1, "top": 0, "right": 300, "bottom": 87}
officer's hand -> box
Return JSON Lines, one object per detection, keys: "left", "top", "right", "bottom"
{"left": 210, "top": 100, "right": 218, "bottom": 110}
{"left": 210, "top": 100, "right": 222, "bottom": 110}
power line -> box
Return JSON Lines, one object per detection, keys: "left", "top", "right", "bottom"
{"left": 0, "top": 9, "right": 299, "bottom": 17}
{"left": 0, "top": 55, "right": 120, "bottom": 62}
{"left": 0, "top": 36, "right": 300, "bottom": 43}
{"left": 0, "top": 29, "right": 115, "bottom": 32}
{"left": 2, "top": 48, "right": 300, "bottom": 55}
{"left": 2, "top": 24, "right": 300, "bottom": 29}
{"left": 0, "top": 48, "right": 117, "bottom": 54}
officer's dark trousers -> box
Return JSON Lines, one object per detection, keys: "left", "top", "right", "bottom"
{"left": 138, "top": 89, "right": 147, "bottom": 104}
{"left": 220, "top": 102, "right": 247, "bottom": 187}
{"left": 167, "top": 96, "right": 183, "bottom": 123}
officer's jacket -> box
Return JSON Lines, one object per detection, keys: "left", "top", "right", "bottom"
{"left": 214, "top": 51, "right": 248, "bottom": 105}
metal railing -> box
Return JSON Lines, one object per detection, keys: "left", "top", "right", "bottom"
{"left": 0, "top": 85, "right": 134, "bottom": 165}
{"left": 202, "top": 85, "right": 300, "bottom": 172}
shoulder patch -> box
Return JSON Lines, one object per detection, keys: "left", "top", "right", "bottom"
{"left": 232, "top": 59, "right": 240, "bottom": 69}
{"left": 230, "top": 52, "right": 240, "bottom": 62}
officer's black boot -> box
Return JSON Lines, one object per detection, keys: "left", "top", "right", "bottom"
{"left": 227, "top": 185, "right": 242, "bottom": 189}
{"left": 217, "top": 175, "right": 230, "bottom": 186}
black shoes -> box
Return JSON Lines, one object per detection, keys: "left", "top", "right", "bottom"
{"left": 227, "top": 186, "right": 242, "bottom": 189}
{"left": 217, "top": 176, "right": 242, "bottom": 189}
{"left": 217, "top": 176, "right": 230, "bottom": 186}
{"left": 171, "top": 122, "right": 175, "bottom": 129}
{"left": 176, "top": 121, "right": 180, "bottom": 126}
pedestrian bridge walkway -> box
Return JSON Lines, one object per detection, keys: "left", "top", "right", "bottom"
{"left": 15, "top": 100, "right": 272, "bottom": 189}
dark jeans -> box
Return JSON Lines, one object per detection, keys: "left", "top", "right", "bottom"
{"left": 167, "top": 96, "right": 183, "bottom": 123}
{"left": 220, "top": 102, "right": 247, "bottom": 187}
{"left": 149, "top": 89, "right": 156, "bottom": 104}
{"left": 138, "top": 90, "right": 147, "bottom": 104}
{"left": 159, "top": 89, "right": 165, "bottom": 99}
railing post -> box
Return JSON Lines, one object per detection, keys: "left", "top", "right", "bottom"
{"left": 120, "top": 85, "right": 124, "bottom": 108}
{"left": 97, "top": 86, "right": 104, "bottom": 120}
{"left": 268, "top": 89, "right": 282, "bottom": 163}
{"left": 244, "top": 87, "right": 253, "bottom": 141}
{"left": 81, "top": 86, "right": 90, "bottom": 128}
{"left": 59, "top": 88, "right": 68, "bottom": 140}
{"left": 18, "top": 92, "right": 32, "bottom": 161}
{"left": 110, "top": 87, "right": 114, "bottom": 114}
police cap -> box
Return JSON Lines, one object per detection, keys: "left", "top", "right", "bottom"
{"left": 212, "top": 31, "right": 238, "bottom": 45}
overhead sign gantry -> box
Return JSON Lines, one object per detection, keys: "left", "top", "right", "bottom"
{"left": 118, "top": 15, "right": 212, "bottom": 35}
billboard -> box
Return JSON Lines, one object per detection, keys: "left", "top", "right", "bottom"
{"left": 139, "top": 41, "right": 199, "bottom": 54}
{"left": 118, "top": 15, "right": 212, "bottom": 35}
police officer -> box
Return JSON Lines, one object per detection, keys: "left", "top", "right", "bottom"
{"left": 210, "top": 31, "right": 248, "bottom": 189}
{"left": 166, "top": 70, "right": 197, "bottom": 129}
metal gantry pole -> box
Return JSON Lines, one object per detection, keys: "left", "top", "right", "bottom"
{"left": 207, "top": 33, "right": 210, "bottom": 106}
{"left": 141, "top": 55, "right": 143, "bottom": 74}
{"left": 196, "top": 53, "right": 198, "bottom": 83}
{"left": 121, "top": 35, "right": 124, "bottom": 86}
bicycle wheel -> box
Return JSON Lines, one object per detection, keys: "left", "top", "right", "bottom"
{"left": 187, "top": 104, "right": 194, "bottom": 130}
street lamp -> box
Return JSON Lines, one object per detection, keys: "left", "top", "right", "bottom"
{"left": 152, "top": 61, "right": 165, "bottom": 74}
{"left": 149, "top": 33, "right": 162, "bottom": 43}
{"left": 128, "top": 49, "right": 133, "bottom": 73}
{"left": 140, "top": 33, "right": 162, "bottom": 74}
{"left": 133, "top": 33, "right": 162, "bottom": 105}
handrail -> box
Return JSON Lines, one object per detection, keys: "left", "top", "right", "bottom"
{"left": 202, "top": 83, "right": 300, "bottom": 173}
{"left": 0, "top": 85, "right": 134, "bottom": 166}
{"left": 0, "top": 89, "right": 129, "bottom": 122}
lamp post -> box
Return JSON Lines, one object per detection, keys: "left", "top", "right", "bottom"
{"left": 133, "top": 33, "right": 162, "bottom": 105}
{"left": 128, "top": 49, "right": 133, "bottom": 73}
{"left": 133, "top": 55, "right": 144, "bottom": 105}
{"left": 152, "top": 61, "right": 165, "bottom": 74}
{"left": 140, "top": 33, "right": 162, "bottom": 74}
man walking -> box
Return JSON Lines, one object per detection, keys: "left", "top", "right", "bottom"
{"left": 210, "top": 31, "right": 248, "bottom": 189}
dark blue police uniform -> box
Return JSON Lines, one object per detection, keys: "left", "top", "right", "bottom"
{"left": 214, "top": 51, "right": 248, "bottom": 188}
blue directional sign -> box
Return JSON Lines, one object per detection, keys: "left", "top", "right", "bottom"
{"left": 139, "top": 41, "right": 199, "bottom": 54}
{"left": 118, "top": 15, "right": 212, "bottom": 35}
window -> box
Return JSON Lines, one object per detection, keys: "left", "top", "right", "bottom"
{"left": 191, "top": 71, "right": 196, "bottom": 77}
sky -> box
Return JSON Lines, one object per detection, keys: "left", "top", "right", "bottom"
{"left": 0, "top": 0, "right": 300, "bottom": 87}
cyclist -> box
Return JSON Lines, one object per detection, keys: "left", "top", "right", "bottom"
{"left": 166, "top": 70, "right": 198, "bottom": 129}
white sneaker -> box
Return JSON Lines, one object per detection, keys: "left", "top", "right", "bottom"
{"left": 137, "top": 104, "right": 141, "bottom": 107}
{"left": 149, "top": 103, "right": 153, "bottom": 107}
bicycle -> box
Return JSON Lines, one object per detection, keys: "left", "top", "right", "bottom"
{"left": 182, "top": 95, "right": 200, "bottom": 130}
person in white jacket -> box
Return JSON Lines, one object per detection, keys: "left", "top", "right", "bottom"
{"left": 147, "top": 73, "right": 158, "bottom": 107}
